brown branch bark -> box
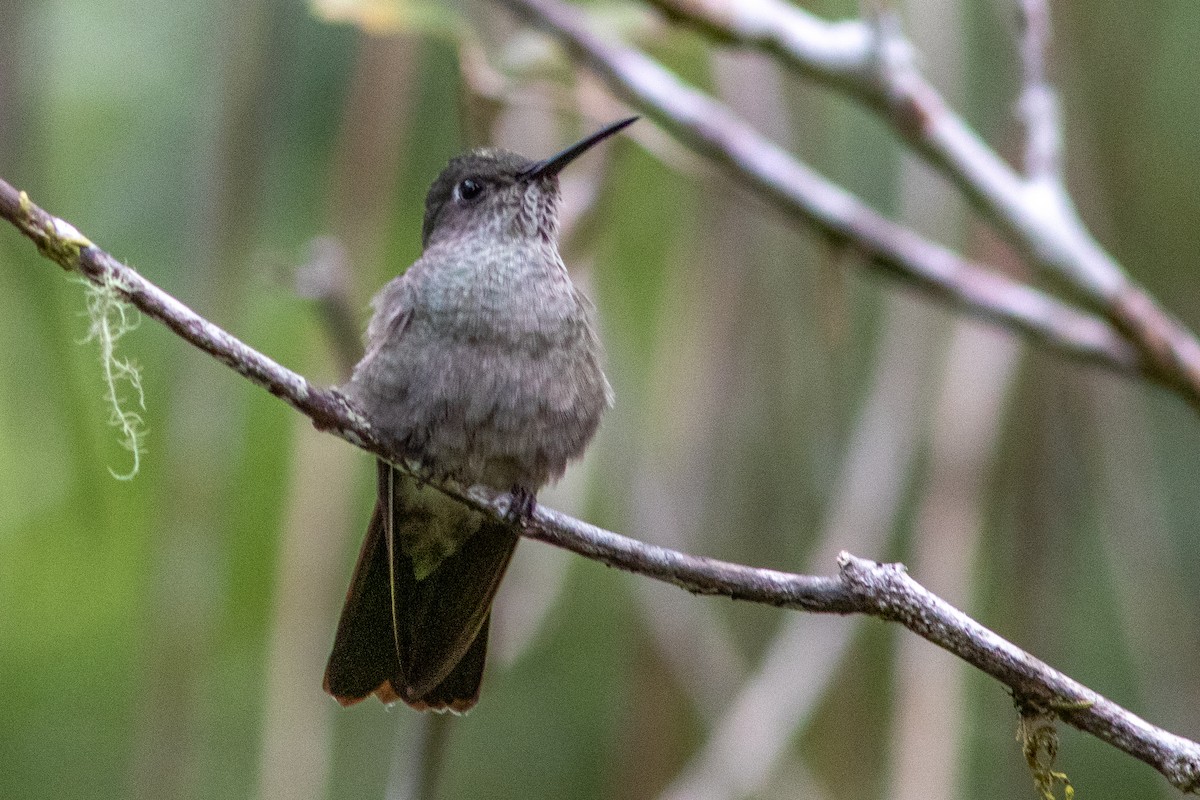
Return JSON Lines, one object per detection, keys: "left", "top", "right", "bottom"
{"left": 2, "top": 176, "right": 1199, "bottom": 792}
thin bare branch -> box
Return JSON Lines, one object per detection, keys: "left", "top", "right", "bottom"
{"left": 294, "top": 236, "right": 362, "bottom": 376}
{"left": 640, "top": 0, "right": 1123, "bottom": 293}
{"left": 1016, "top": 0, "right": 1062, "bottom": 182}
{"left": 3, "top": 177, "right": 1200, "bottom": 793}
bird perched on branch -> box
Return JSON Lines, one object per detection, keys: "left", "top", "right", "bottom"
{"left": 324, "top": 117, "right": 636, "bottom": 712}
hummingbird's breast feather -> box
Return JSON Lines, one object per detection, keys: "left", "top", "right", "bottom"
{"left": 344, "top": 241, "right": 612, "bottom": 491}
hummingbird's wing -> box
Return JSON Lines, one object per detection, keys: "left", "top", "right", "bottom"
{"left": 324, "top": 461, "right": 519, "bottom": 712}
{"left": 359, "top": 305, "right": 411, "bottom": 366}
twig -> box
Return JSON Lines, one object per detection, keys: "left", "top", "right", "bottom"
{"left": 487, "top": 0, "right": 1200, "bottom": 405}
{"left": 635, "top": 0, "right": 1102, "bottom": 285}
{"left": 1016, "top": 0, "right": 1062, "bottom": 183}
{"left": 3, "top": 179, "right": 1198, "bottom": 791}
{"left": 294, "top": 236, "right": 362, "bottom": 377}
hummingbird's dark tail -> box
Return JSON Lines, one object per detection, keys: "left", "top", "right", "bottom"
{"left": 323, "top": 461, "right": 519, "bottom": 712}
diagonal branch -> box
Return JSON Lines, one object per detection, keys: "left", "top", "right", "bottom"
{"left": 496, "top": 0, "right": 1200, "bottom": 410}
{"left": 646, "top": 0, "right": 1091, "bottom": 286}
{"left": 3, "top": 177, "right": 1200, "bottom": 792}
{"left": 1015, "top": 0, "right": 1062, "bottom": 183}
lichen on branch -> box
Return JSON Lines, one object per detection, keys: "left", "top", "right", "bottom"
{"left": 76, "top": 274, "right": 146, "bottom": 480}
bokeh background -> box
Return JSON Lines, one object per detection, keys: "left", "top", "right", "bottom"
{"left": 3, "top": 0, "right": 1200, "bottom": 798}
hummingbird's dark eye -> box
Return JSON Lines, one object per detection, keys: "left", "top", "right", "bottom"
{"left": 455, "top": 178, "right": 484, "bottom": 203}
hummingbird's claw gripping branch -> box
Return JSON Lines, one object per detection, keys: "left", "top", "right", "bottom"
{"left": 505, "top": 486, "right": 538, "bottom": 526}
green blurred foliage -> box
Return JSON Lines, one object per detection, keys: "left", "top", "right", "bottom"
{"left": 2, "top": 0, "right": 1200, "bottom": 799}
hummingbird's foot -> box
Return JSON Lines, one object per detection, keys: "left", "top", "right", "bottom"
{"left": 506, "top": 486, "right": 537, "bottom": 525}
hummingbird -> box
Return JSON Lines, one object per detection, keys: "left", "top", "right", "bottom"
{"left": 323, "top": 117, "right": 636, "bottom": 712}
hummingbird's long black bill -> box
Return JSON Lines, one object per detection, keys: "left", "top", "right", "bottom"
{"left": 518, "top": 115, "right": 639, "bottom": 181}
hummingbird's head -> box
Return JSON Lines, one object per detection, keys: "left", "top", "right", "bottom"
{"left": 420, "top": 116, "right": 637, "bottom": 250}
